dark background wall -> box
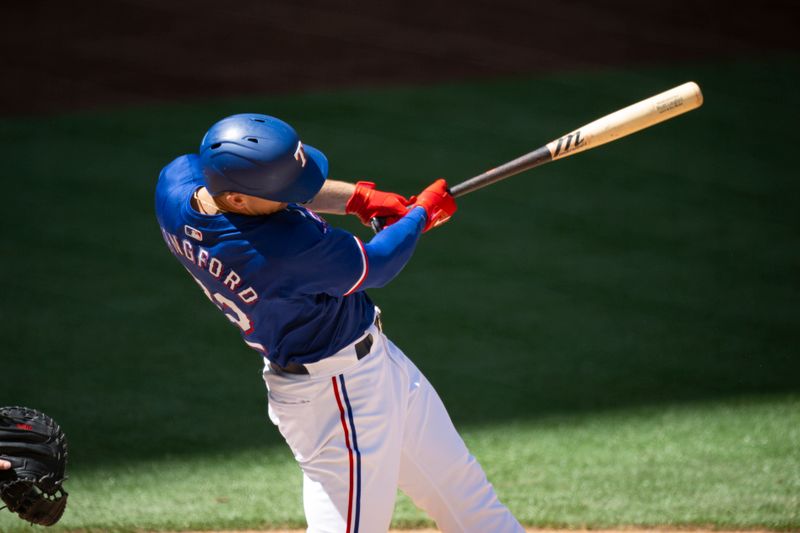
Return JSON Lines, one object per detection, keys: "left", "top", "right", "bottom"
{"left": 3, "top": 0, "right": 798, "bottom": 116}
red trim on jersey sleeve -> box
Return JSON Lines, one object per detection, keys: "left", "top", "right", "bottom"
{"left": 343, "top": 237, "right": 369, "bottom": 296}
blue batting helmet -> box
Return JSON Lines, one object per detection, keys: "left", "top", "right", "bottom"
{"left": 198, "top": 113, "right": 328, "bottom": 203}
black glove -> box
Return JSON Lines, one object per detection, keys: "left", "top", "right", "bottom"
{"left": 0, "top": 406, "right": 69, "bottom": 526}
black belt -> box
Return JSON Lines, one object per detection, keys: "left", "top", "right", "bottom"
{"left": 271, "top": 315, "right": 381, "bottom": 375}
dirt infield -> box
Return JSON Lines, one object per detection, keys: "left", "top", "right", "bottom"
{"left": 183, "top": 529, "right": 773, "bottom": 533}
{"left": 4, "top": 0, "right": 798, "bottom": 116}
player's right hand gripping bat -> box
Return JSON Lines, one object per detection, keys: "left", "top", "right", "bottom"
{"left": 371, "top": 81, "right": 703, "bottom": 232}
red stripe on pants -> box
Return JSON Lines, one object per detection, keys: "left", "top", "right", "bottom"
{"left": 332, "top": 376, "right": 354, "bottom": 533}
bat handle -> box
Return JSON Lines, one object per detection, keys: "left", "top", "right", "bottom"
{"left": 370, "top": 185, "right": 454, "bottom": 233}
{"left": 370, "top": 216, "right": 387, "bottom": 234}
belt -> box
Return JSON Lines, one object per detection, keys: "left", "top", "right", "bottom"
{"left": 271, "top": 314, "right": 381, "bottom": 375}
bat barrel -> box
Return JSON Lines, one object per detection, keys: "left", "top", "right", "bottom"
{"left": 545, "top": 81, "right": 704, "bottom": 161}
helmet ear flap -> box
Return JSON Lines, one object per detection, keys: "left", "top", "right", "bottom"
{"left": 198, "top": 114, "right": 327, "bottom": 203}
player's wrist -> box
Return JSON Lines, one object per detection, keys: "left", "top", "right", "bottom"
{"left": 408, "top": 204, "right": 427, "bottom": 218}
{"left": 410, "top": 179, "right": 456, "bottom": 232}
{"left": 408, "top": 205, "right": 428, "bottom": 231}
{"left": 345, "top": 181, "right": 376, "bottom": 216}
{"left": 346, "top": 181, "right": 412, "bottom": 227}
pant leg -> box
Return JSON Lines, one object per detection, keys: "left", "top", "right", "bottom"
{"left": 385, "top": 340, "right": 524, "bottom": 533}
{"left": 265, "top": 333, "right": 405, "bottom": 533}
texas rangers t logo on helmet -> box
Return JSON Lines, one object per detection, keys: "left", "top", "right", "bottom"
{"left": 294, "top": 141, "right": 308, "bottom": 168}
{"left": 198, "top": 113, "right": 328, "bottom": 203}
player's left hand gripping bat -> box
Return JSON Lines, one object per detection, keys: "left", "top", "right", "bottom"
{"left": 371, "top": 81, "right": 704, "bottom": 232}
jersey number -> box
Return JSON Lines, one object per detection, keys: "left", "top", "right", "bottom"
{"left": 190, "top": 274, "right": 253, "bottom": 334}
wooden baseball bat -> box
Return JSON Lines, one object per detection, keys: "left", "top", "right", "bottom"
{"left": 371, "top": 81, "right": 703, "bottom": 232}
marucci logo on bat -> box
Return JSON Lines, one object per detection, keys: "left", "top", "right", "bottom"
{"left": 656, "top": 96, "right": 684, "bottom": 114}
{"left": 551, "top": 130, "right": 585, "bottom": 157}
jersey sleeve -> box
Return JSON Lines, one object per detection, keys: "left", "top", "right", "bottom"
{"left": 277, "top": 227, "right": 369, "bottom": 297}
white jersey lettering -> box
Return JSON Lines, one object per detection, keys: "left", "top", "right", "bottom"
{"left": 162, "top": 225, "right": 258, "bottom": 307}
{"left": 224, "top": 270, "right": 242, "bottom": 291}
{"left": 208, "top": 257, "right": 223, "bottom": 278}
{"left": 181, "top": 240, "right": 195, "bottom": 263}
{"left": 167, "top": 233, "right": 183, "bottom": 257}
{"left": 197, "top": 248, "right": 210, "bottom": 269}
{"left": 238, "top": 286, "right": 259, "bottom": 304}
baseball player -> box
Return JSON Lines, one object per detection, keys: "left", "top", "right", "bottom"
{"left": 155, "top": 114, "right": 523, "bottom": 532}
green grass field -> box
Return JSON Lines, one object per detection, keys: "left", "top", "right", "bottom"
{"left": 1, "top": 57, "right": 798, "bottom": 531}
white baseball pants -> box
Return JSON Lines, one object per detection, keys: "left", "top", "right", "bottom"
{"left": 264, "top": 321, "right": 523, "bottom": 533}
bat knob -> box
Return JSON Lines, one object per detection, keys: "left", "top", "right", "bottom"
{"left": 370, "top": 217, "right": 386, "bottom": 234}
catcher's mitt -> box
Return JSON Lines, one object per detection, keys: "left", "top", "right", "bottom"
{"left": 0, "top": 406, "right": 68, "bottom": 526}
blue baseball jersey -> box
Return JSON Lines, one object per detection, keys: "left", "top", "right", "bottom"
{"left": 155, "top": 154, "right": 376, "bottom": 366}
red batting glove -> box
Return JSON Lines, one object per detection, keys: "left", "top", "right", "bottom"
{"left": 345, "top": 181, "right": 411, "bottom": 227}
{"left": 411, "top": 179, "right": 457, "bottom": 232}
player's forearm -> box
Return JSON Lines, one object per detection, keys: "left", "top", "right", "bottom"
{"left": 305, "top": 180, "right": 356, "bottom": 214}
{"left": 360, "top": 207, "right": 426, "bottom": 289}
